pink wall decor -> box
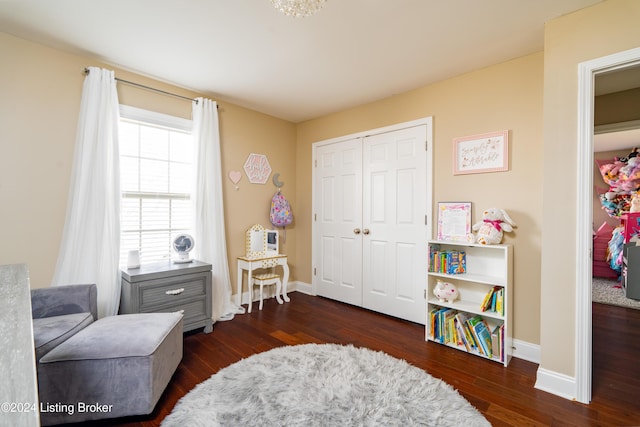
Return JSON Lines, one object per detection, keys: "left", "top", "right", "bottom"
{"left": 243, "top": 153, "right": 272, "bottom": 184}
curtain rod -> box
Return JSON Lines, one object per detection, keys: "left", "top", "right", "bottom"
{"left": 83, "top": 68, "right": 202, "bottom": 104}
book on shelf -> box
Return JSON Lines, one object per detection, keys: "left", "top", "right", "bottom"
{"left": 441, "top": 309, "right": 457, "bottom": 344}
{"left": 428, "top": 246, "right": 466, "bottom": 274}
{"left": 480, "top": 287, "right": 495, "bottom": 311}
{"left": 428, "top": 307, "right": 438, "bottom": 340}
{"left": 495, "top": 289, "right": 503, "bottom": 315}
{"left": 447, "top": 312, "right": 458, "bottom": 345}
{"left": 453, "top": 317, "right": 470, "bottom": 351}
{"left": 475, "top": 320, "right": 493, "bottom": 358}
{"left": 466, "top": 315, "right": 493, "bottom": 358}
{"left": 429, "top": 307, "right": 453, "bottom": 342}
{"left": 491, "top": 324, "right": 504, "bottom": 362}
{"left": 465, "top": 316, "right": 483, "bottom": 355}
{"left": 454, "top": 312, "right": 474, "bottom": 351}
{"left": 480, "top": 286, "right": 504, "bottom": 315}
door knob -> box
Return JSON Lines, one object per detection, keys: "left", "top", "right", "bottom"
{"left": 363, "top": 228, "right": 370, "bottom": 235}
{"left": 354, "top": 228, "right": 361, "bottom": 235}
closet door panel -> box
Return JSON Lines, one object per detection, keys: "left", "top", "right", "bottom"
{"left": 362, "top": 126, "right": 427, "bottom": 324}
{"left": 314, "top": 139, "right": 363, "bottom": 306}
{"left": 367, "top": 239, "right": 390, "bottom": 296}
{"left": 395, "top": 242, "right": 416, "bottom": 301}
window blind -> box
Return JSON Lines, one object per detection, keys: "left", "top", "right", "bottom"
{"left": 118, "top": 108, "right": 193, "bottom": 266}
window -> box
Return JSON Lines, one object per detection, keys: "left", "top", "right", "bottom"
{"left": 118, "top": 106, "right": 193, "bottom": 266}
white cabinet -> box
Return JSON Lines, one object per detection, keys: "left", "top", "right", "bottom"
{"left": 426, "top": 240, "right": 513, "bottom": 366}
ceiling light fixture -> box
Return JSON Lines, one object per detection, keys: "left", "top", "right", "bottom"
{"left": 271, "top": 0, "right": 327, "bottom": 18}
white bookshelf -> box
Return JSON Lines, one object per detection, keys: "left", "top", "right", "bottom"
{"left": 426, "top": 240, "right": 513, "bottom": 366}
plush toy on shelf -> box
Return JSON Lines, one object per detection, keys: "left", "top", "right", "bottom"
{"left": 469, "top": 208, "right": 516, "bottom": 245}
{"left": 433, "top": 280, "right": 459, "bottom": 304}
{"left": 631, "top": 194, "right": 640, "bottom": 213}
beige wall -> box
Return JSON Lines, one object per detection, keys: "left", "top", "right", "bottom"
{"left": 542, "top": 0, "right": 640, "bottom": 376}
{"left": 296, "top": 52, "right": 544, "bottom": 345}
{"left": 0, "top": 32, "right": 297, "bottom": 293}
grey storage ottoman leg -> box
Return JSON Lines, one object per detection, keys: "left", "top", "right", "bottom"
{"left": 37, "top": 312, "right": 183, "bottom": 426}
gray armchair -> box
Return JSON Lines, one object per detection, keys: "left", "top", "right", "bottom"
{"left": 31, "top": 284, "right": 183, "bottom": 426}
{"left": 31, "top": 284, "right": 97, "bottom": 361}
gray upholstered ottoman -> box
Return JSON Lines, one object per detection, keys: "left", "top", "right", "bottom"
{"left": 37, "top": 312, "right": 183, "bottom": 426}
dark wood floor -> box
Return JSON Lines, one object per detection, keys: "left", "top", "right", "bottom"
{"left": 69, "top": 293, "right": 640, "bottom": 427}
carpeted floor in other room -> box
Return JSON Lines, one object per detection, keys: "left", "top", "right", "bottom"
{"left": 592, "top": 276, "right": 640, "bottom": 309}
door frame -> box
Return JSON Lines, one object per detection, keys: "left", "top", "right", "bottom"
{"left": 311, "top": 117, "right": 434, "bottom": 297}
{"left": 576, "top": 47, "right": 640, "bottom": 404}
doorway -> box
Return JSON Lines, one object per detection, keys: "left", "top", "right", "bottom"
{"left": 577, "top": 47, "right": 640, "bottom": 404}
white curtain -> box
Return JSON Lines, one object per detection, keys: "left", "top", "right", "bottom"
{"left": 52, "top": 67, "right": 121, "bottom": 318}
{"left": 192, "top": 98, "right": 240, "bottom": 321}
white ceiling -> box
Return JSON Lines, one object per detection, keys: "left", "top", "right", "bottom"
{"left": 0, "top": 0, "right": 603, "bottom": 123}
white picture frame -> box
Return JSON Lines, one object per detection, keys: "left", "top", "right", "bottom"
{"left": 437, "top": 202, "right": 472, "bottom": 242}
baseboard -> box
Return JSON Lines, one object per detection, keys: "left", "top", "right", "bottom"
{"left": 535, "top": 367, "right": 577, "bottom": 401}
{"left": 512, "top": 339, "right": 540, "bottom": 364}
{"left": 240, "top": 280, "right": 313, "bottom": 305}
{"left": 291, "top": 280, "right": 313, "bottom": 295}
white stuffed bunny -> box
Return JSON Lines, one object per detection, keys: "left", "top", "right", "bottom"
{"left": 470, "top": 208, "right": 516, "bottom": 245}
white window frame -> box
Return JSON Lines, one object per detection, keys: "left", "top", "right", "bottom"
{"left": 118, "top": 105, "right": 193, "bottom": 266}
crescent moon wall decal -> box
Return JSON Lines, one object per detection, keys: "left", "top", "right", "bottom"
{"left": 273, "top": 173, "right": 284, "bottom": 188}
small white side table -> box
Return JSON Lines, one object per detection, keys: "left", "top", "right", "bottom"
{"left": 237, "top": 254, "right": 289, "bottom": 309}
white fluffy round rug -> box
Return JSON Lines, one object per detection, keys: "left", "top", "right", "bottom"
{"left": 161, "top": 343, "right": 490, "bottom": 427}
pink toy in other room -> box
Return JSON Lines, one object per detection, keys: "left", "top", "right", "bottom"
{"left": 592, "top": 222, "right": 618, "bottom": 279}
{"left": 433, "top": 281, "right": 459, "bottom": 303}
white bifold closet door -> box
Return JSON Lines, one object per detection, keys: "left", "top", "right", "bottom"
{"left": 314, "top": 124, "right": 428, "bottom": 324}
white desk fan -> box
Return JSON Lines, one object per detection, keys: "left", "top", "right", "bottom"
{"left": 172, "top": 234, "right": 194, "bottom": 263}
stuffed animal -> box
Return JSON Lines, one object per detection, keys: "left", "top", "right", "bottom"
{"left": 433, "top": 281, "right": 458, "bottom": 304}
{"left": 601, "top": 192, "right": 621, "bottom": 214}
{"left": 619, "top": 157, "right": 640, "bottom": 179}
{"left": 631, "top": 194, "right": 640, "bottom": 213}
{"left": 470, "top": 208, "right": 516, "bottom": 245}
{"left": 619, "top": 147, "right": 639, "bottom": 163}
{"left": 600, "top": 159, "right": 625, "bottom": 185}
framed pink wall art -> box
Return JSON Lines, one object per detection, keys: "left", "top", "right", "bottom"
{"left": 453, "top": 130, "right": 509, "bottom": 175}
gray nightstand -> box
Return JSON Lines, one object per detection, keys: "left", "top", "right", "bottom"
{"left": 120, "top": 260, "right": 213, "bottom": 333}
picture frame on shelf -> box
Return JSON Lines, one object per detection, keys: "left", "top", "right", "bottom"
{"left": 453, "top": 130, "right": 509, "bottom": 175}
{"left": 437, "top": 202, "right": 472, "bottom": 242}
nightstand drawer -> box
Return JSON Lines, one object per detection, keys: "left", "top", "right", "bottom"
{"left": 139, "top": 275, "right": 207, "bottom": 308}
{"left": 141, "top": 298, "right": 207, "bottom": 325}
